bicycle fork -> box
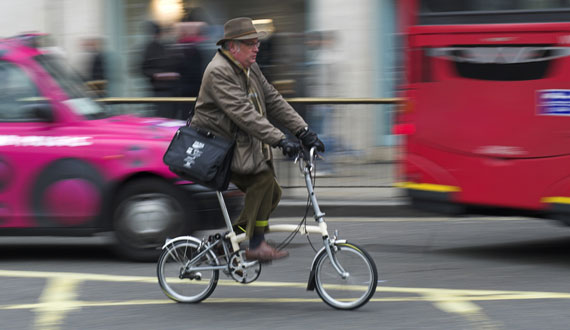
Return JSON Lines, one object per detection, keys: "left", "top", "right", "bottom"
{"left": 303, "top": 167, "right": 350, "bottom": 290}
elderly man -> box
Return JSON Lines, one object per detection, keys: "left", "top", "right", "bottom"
{"left": 190, "top": 17, "right": 325, "bottom": 261}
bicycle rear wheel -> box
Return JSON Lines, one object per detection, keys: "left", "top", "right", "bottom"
{"left": 313, "top": 242, "right": 377, "bottom": 310}
{"left": 157, "top": 240, "right": 219, "bottom": 303}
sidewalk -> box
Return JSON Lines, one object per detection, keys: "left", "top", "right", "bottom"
{"left": 274, "top": 186, "right": 423, "bottom": 218}
{"left": 269, "top": 154, "right": 434, "bottom": 217}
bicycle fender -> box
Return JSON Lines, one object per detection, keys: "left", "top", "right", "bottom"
{"left": 161, "top": 236, "right": 202, "bottom": 250}
{"left": 306, "top": 246, "right": 326, "bottom": 291}
{"left": 309, "top": 246, "right": 326, "bottom": 271}
{"left": 306, "top": 240, "right": 348, "bottom": 291}
{"left": 307, "top": 269, "right": 316, "bottom": 291}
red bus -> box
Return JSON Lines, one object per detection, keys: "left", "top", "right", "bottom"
{"left": 394, "top": 1, "right": 570, "bottom": 223}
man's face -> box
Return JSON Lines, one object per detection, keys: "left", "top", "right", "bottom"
{"left": 231, "top": 38, "right": 260, "bottom": 68}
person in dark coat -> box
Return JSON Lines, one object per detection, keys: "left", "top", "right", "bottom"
{"left": 140, "top": 21, "right": 179, "bottom": 118}
{"left": 171, "top": 22, "right": 206, "bottom": 119}
{"left": 82, "top": 37, "right": 107, "bottom": 96}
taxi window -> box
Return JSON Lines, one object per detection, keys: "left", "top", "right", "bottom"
{"left": 35, "top": 54, "right": 109, "bottom": 119}
{"left": 0, "top": 61, "right": 47, "bottom": 122}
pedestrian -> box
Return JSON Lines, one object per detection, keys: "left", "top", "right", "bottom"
{"left": 140, "top": 21, "right": 179, "bottom": 118}
{"left": 81, "top": 37, "right": 107, "bottom": 96}
{"left": 171, "top": 21, "right": 206, "bottom": 119}
{"left": 190, "top": 17, "right": 325, "bottom": 261}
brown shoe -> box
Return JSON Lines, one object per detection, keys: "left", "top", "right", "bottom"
{"left": 245, "top": 241, "right": 289, "bottom": 261}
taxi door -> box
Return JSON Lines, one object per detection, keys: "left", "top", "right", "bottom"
{"left": 0, "top": 60, "right": 101, "bottom": 230}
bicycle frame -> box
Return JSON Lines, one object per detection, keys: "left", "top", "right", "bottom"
{"left": 158, "top": 145, "right": 378, "bottom": 310}
{"left": 161, "top": 147, "right": 348, "bottom": 278}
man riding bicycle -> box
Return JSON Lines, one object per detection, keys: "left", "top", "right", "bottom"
{"left": 190, "top": 17, "right": 325, "bottom": 261}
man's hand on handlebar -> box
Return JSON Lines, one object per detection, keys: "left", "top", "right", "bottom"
{"left": 275, "top": 137, "right": 301, "bottom": 157}
{"left": 296, "top": 127, "right": 325, "bottom": 152}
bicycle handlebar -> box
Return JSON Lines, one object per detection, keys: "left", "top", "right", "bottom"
{"left": 295, "top": 146, "right": 318, "bottom": 171}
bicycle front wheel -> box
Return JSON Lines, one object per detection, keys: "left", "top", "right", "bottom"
{"left": 157, "top": 240, "right": 219, "bottom": 303}
{"left": 313, "top": 242, "right": 377, "bottom": 310}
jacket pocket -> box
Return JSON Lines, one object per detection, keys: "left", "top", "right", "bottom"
{"left": 231, "top": 133, "right": 267, "bottom": 174}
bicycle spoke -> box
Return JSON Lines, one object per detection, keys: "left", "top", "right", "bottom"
{"left": 157, "top": 241, "right": 219, "bottom": 303}
{"left": 314, "top": 243, "right": 377, "bottom": 309}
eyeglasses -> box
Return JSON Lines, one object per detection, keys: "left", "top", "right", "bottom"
{"left": 240, "top": 40, "right": 261, "bottom": 48}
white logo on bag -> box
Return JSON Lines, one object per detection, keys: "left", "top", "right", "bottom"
{"left": 183, "top": 141, "right": 205, "bottom": 168}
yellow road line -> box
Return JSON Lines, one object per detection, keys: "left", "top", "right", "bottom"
{"left": 0, "top": 269, "right": 568, "bottom": 301}
{"left": 0, "top": 268, "right": 568, "bottom": 330}
{"left": 0, "top": 269, "right": 157, "bottom": 283}
{"left": 272, "top": 217, "right": 533, "bottom": 223}
{"left": 34, "top": 277, "right": 81, "bottom": 330}
{"left": 3, "top": 292, "right": 570, "bottom": 311}
{"left": 0, "top": 269, "right": 568, "bottom": 299}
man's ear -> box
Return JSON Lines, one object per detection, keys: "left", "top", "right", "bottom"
{"left": 229, "top": 40, "right": 240, "bottom": 54}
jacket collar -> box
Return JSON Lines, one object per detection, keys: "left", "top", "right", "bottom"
{"left": 219, "top": 48, "right": 250, "bottom": 77}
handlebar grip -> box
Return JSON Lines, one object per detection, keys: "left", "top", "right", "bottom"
{"left": 299, "top": 145, "right": 317, "bottom": 163}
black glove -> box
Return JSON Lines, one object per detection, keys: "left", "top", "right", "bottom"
{"left": 297, "top": 128, "right": 325, "bottom": 152}
{"left": 276, "top": 138, "right": 301, "bottom": 157}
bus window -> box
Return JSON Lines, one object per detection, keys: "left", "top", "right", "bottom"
{"left": 418, "top": 0, "right": 570, "bottom": 24}
{"left": 421, "top": 0, "right": 570, "bottom": 13}
{"left": 429, "top": 45, "right": 568, "bottom": 81}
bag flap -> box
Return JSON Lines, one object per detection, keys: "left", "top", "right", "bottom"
{"left": 164, "top": 126, "right": 235, "bottom": 181}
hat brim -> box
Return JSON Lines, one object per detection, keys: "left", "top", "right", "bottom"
{"left": 216, "top": 31, "right": 268, "bottom": 45}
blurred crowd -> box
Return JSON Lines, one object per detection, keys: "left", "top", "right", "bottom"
{"left": 81, "top": 12, "right": 211, "bottom": 120}
{"left": 139, "top": 19, "right": 206, "bottom": 120}
{"left": 76, "top": 7, "right": 344, "bottom": 170}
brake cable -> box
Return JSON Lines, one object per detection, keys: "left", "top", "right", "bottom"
{"left": 276, "top": 151, "right": 319, "bottom": 252}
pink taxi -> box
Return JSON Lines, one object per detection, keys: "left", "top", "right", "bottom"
{"left": 0, "top": 35, "right": 243, "bottom": 260}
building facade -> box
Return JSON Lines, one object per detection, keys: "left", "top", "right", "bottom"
{"left": 0, "top": 0, "right": 397, "bottom": 157}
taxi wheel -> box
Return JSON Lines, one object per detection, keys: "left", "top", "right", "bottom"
{"left": 112, "top": 178, "right": 190, "bottom": 261}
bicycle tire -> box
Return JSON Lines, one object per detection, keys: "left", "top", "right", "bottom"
{"left": 313, "top": 242, "right": 378, "bottom": 310}
{"left": 157, "top": 240, "right": 219, "bottom": 303}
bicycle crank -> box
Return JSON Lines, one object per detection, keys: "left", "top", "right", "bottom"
{"left": 228, "top": 252, "right": 261, "bottom": 283}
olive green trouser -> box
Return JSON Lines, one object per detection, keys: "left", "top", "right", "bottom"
{"left": 230, "top": 169, "right": 282, "bottom": 239}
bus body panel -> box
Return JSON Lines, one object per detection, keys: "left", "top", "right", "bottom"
{"left": 400, "top": 22, "right": 570, "bottom": 213}
{"left": 406, "top": 141, "right": 570, "bottom": 210}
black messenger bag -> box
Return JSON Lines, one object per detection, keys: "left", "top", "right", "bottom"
{"left": 163, "top": 125, "right": 235, "bottom": 191}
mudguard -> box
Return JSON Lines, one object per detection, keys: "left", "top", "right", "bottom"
{"left": 161, "top": 235, "right": 202, "bottom": 250}
{"left": 306, "top": 239, "right": 347, "bottom": 291}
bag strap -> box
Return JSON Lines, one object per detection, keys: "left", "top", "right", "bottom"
{"left": 187, "top": 54, "right": 240, "bottom": 140}
{"left": 186, "top": 102, "right": 196, "bottom": 127}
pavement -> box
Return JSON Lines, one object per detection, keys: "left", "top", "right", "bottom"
{"left": 276, "top": 187, "right": 437, "bottom": 218}
{"left": 274, "top": 185, "right": 430, "bottom": 218}
{"left": 269, "top": 157, "right": 433, "bottom": 218}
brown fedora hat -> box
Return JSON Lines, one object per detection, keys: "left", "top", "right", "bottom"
{"left": 216, "top": 17, "right": 267, "bottom": 45}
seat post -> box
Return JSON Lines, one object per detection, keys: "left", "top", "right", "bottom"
{"left": 216, "top": 191, "right": 234, "bottom": 231}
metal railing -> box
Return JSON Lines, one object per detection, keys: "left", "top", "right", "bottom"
{"left": 98, "top": 97, "right": 404, "bottom": 189}
{"left": 97, "top": 96, "right": 402, "bottom": 104}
